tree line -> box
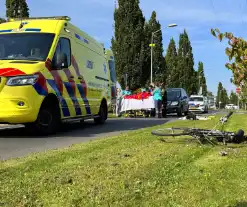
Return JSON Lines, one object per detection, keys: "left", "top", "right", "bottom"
{"left": 216, "top": 82, "right": 239, "bottom": 108}
{"left": 1, "top": 0, "right": 208, "bottom": 97}
{"left": 112, "top": 0, "right": 207, "bottom": 96}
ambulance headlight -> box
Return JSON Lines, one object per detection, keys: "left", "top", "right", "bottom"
{"left": 6, "top": 75, "right": 39, "bottom": 86}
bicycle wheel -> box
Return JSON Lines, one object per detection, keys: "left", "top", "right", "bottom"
{"left": 151, "top": 127, "right": 190, "bottom": 137}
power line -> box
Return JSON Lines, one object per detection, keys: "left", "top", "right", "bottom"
{"left": 210, "top": 0, "right": 218, "bottom": 26}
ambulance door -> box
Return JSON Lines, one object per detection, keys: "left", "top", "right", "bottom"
{"left": 51, "top": 36, "right": 79, "bottom": 118}
{"left": 108, "top": 57, "right": 117, "bottom": 110}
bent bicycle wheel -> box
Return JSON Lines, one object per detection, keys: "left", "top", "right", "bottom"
{"left": 151, "top": 127, "right": 190, "bottom": 137}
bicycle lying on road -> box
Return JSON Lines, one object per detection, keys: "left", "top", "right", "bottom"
{"left": 151, "top": 111, "right": 247, "bottom": 145}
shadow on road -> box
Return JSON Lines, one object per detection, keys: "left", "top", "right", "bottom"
{"left": 0, "top": 118, "right": 171, "bottom": 138}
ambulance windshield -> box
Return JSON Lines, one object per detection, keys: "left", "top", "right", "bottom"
{"left": 0, "top": 33, "right": 55, "bottom": 61}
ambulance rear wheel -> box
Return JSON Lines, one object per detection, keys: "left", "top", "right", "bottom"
{"left": 94, "top": 101, "right": 107, "bottom": 124}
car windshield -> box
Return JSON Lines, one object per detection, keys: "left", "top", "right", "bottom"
{"left": 167, "top": 90, "right": 181, "bottom": 101}
{"left": 190, "top": 97, "right": 203, "bottom": 102}
{"left": 0, "top": 33, "right": 55, "bottom": 61}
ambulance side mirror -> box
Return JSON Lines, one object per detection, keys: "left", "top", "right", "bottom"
{"left": 52, "top": 52, "right": 68, "bottom": 70}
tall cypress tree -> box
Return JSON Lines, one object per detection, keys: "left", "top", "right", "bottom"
{"left": 177, "top": 30, "right": 196, "bottom": 95}
{"left": 141, "top": 22, "right": 151, "bottom": 86}
{"left": 165, "top": 38, "right": 178, "bottom": 87}
{"left": 6, "top": 0, "right": 29, "bottom": 19}
{"left": 112, "top": 0, "right": 145, "bottom": 90}
{"left": 216, "top": 82, "right": 223, "bottom": 108}
{"left": 177, "top": 33, "right": 185, "bottom": 88}
{"left": 147, "top": 11, "right": 164, "bottom": 83}
{"left": 221, "top": 88, "right": 229, "bottom": 107}
{"left": 197, "top": 61, "right": 207, "bottom": 96}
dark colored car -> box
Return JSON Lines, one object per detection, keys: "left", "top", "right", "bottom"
{"left": 162, "top": 88, "right": 189, "bottom": 116}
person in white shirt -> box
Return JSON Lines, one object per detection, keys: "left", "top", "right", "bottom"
{"left": 116, "top": 88, "right": 123, "bottom": 117}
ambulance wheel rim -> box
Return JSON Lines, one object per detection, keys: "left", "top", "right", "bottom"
{"left": 38, "top": 110, "right": 53, "bottom": 126}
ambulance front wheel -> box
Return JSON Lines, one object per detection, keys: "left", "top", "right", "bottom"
{"left": 25, "top": 96, "right": 61, "bottom": 135}
{"left": 94, "top": 100, "right": 108, "bottom": 124}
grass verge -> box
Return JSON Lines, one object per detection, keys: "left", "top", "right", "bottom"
{"left": 1, "top": 114, "right": 247, "bottom": 206}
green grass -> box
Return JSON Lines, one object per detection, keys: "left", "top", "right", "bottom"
{"left": 108, "top": 113, "right": 117, "bottom": 118}
{"left": 1, "top": 114, "right": 247, "bottom": 206}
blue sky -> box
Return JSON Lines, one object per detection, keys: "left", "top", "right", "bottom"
{"left": 0, "top": 0, "right": 246, "bottom": 95}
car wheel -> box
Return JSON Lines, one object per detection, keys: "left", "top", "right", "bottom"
{"left": 94, "top": 101, "right": 107, "bottom": 124}
{"left": 184, "top": 110, "right": 188, "bottom": 116}
{"left": 26, "top": 104, "right": 60, "bottom": 135}
{"left": 162, "top": 109, "right": 167, "bottom": 118}
{"left": 177, "top": 107, "right": 183, "bottom": 117}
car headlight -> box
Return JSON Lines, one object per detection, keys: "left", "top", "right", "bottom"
{"left": 200, "top": 104, "right": 204, "bottom": 107}
{"left": 6, "top": 75, "right": 39, "bottom": 86}
{"left": 171, "top": 101, "right": 179, "bottom": 106}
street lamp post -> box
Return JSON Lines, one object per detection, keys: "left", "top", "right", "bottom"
{"left": 149, "top": 23, "right": 177, "bottom": 84}
{"left": 219, "top": 89, "right": 221, "bottom": 109}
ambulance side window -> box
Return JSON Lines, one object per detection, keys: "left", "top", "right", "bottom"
{"left": 52, "top": 37, "right": 71, "bottom": 67}
{"left": 60, "top": 38, "right": 71, "bottom": 66}
{"left": 108, "top": 60, "right": 116, "bottom": 83}
{"left": 52, "top": 41, "right": 61, "bottom": 66}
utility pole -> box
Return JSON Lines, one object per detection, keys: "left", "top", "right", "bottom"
{"left": 219, "top": 89, "right": 221, "bottom": 109}
{"left": 150, "top": 30, "right": 159, "bottom": 84}
{"left": 149, "top": 24, "right": 177, "bottom": 84}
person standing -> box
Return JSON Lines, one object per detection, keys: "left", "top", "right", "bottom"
{"left": 148, "top": 85, "right": 154, "bottom": 93}
{"left": 116, "top": 88, "right": 123, "bottom": 117}
{"left": 122, "top": 86, "right": 131, "bottom": 96}
{"left": 152, "top": 83, "right": 162, "bottom": 118}
{"left": 162, "top": 89, "right": 167, "bottom": 118}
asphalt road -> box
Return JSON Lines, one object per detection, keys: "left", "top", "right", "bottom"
{"left": 0, "top": 117, "right": 177, "bottom": 160}
{"left": 0, "top": 110, "right": 218, "bottom": 161}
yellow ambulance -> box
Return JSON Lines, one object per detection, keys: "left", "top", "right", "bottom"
{"left": 0, "top": 16, "right": 111, "bottom": 134}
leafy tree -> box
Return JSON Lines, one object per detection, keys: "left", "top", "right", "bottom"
{"left": 6, "top": 0, "right": 29, "bottom": 19}
{"left": 229, "top": 91, "right": 238, "bottom": 105}
{"left": 207, "top": 91, "right": 214, "bottom": 97}
{"left": 177, "top": 30, "right": 197, "bottom": 95}
{"left": 112, "top": 0, "right": 145, "bottom": 90}
{"left": 211, "top": 29, "right": 247, "bottom": 99}
{"left": 165, "top": 38, "right": 178, "bottom": 87}
{"left": 197, "top": 61, "right": 207, "bottom": 96}
{"left": 0, "top": 18, "right": 6, "bottom": 24}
